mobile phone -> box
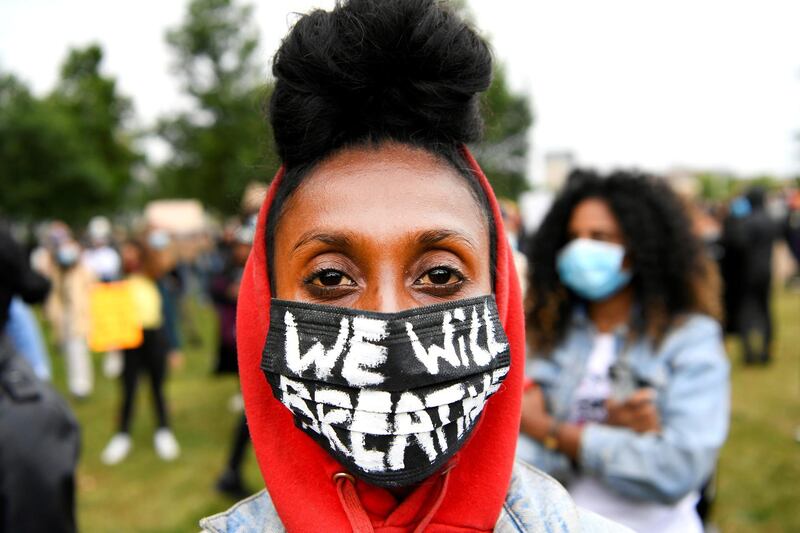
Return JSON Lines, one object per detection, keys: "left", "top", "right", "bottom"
{"left": 609, "top": 359, "right": 636, "bottom": 402}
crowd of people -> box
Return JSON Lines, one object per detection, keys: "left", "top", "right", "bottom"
{"left": 4, "top": 174, "right": 796, "bottom": 532}
{"left": 2, "top": 1, "right": 800, "bottom": 532}
{"left": 0, "top": 209, "right": 260, "bottom": 531}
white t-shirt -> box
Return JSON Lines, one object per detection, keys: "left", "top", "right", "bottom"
{"left": 568, "top": 333, "right": 703, "bottom": 533}
{"left": 82, "top": 246, "right": 121, "bottom": 281}
{"left": 569, "top": 333, "right": 615, "bottom": 424}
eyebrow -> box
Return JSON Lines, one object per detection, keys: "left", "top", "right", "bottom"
{"left": 292, "top": 231, "right": 355, "bottom": 252}
{"left": 416, "top": 229, "right": 478, "bottom": 251}
{"left": 291, "top": 228, "right": 479, "bottom": 253}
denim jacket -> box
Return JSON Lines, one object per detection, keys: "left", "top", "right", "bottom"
{"left": 517, "top": 312, "right": 730, "bottom": 504}
{"left": 200, "top": 460, "right": 632, "bottom": 532}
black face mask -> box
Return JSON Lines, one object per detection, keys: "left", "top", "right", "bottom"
{"left": 261, "top": 295, "right": 511, "bottom": 488}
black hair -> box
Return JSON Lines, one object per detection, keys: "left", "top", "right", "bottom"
{"left": 745, "top": 186, "right": 766, "bottom": 210}
{"left": 265, "top": 0, "right": 496, "bottom": 290}
{"left": 525, "top": 169, "right": 721, "bottom": 352}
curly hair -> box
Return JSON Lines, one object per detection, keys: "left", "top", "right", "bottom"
{"left": 525, "top": 169, "right": 722, "bottom": 353}
{"left": 265, "top": 0, "right": 497, "bottom": 288}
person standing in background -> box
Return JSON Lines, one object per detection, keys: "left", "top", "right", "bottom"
{"left": 148, "top": 229, "right": 185, "bottom": 370}
{"left": 783, "top": 187, "right": 800, "bottom": 284}
{"left": 101, "top": 237, "right": 180, "bottom": 464}
{"left": 82, "top": 215, "right": 125, "bottom": 379}
{"left": 211, "top": 221, "right": 254, "bottom": 498}
{"left": 39, "top": 235, "right": 96, "bottom": 399}
{"left": 5, "top": 296, "right": 52, "bottom": 381}
{"left": 721, "top": 187, "right": 781, "bottom": 364}
{"left": 519, "top": 170, "right": 729, "bottom": 533}
{"left": 82, "top": 216, "right": 122, "bottom": 283}
{"left": 499, "top": 198, "right": 529, "bottom": 295}
{"left": 1, "top": 223, "right": 80, "bottom": 533}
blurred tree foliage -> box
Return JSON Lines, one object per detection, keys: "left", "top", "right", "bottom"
{"left": 472, "top": 64, "right": 533, "bottom": 200}
{"left": 696, "top": 172, "right": 736, "bottom": 201}
{"left": 0, "top": 45, "right": 139, "bottom": 225}
{"left": 696, "top": 171, "right": 787, "bottom": 201}
{"left": 1, "top": 0, "right": 533, "bottom": 224}
{"left": 453, "top": 0, "right": 534, "bottom": 200}
{"left": 157, "top": 0, "right": 532, "bottom": 213}
{"left": 155, "top": 0, "right": 278, "bottom": 215}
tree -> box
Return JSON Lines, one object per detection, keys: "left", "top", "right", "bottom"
{"left": 450, "top": 0, "right": 534, "bottom": 200}
{"left": 0, "top": 73, "right": 69, "bottom": 222}
{"left": 0, "top": 46, "right": 139, "bottom": 225}
{"left": 50, "top": 46, "right": 141, "bottom": 214}
{"left": 156, "top": 0, "right": 278, "bottom": 215}
{"left": 156, "top": 0, "right": 532, "bottom": 211}
{"left": 696, "top": 172, "right": 735, "bottom": 201}
{"left": 471, "top": 64, "right": 533, "bottom": 200}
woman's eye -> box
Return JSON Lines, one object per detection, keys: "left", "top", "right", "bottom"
{"left": 418, "top": 267, "right": 461, "bottom": 286}
{"left": 309, "top": 269, "right": 355, "bottom": 287}
{"left": 590, "top": 232, "right": 615, "bottom": 242}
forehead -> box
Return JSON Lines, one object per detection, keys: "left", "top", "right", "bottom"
{"left": 279, "top": 144, "right": 488, "bottom": 243}
{"left": 570, "top": 198, "right": 618, "bottom": 228}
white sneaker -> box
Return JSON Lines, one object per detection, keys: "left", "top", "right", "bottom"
{"left": 101, "top": 433, "right": 132, "bottom": 465}
{"left": 154, "top": 428, "right": 180, "bottom": 461}
{"left": 103, "top": 351, "right": 123, "bottom": 379}
{"left": 228, "top": 393, "right": 244, "bottom": 413}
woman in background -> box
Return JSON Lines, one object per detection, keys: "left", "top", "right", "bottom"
{"left": 101, "top": 238, "right": 180, "bottom": 464}
{"left": 518, "top": 169, "right": 730, "bottom": 532}
{"left": 211, "top": 221, "right": 254, "bottom": 498}
{"left": 41, "top": 235, "right": 96, "bottom": 398}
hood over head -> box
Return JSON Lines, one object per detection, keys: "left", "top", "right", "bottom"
{"left": 237, "top": 147, "right": 525, "bottom": 532}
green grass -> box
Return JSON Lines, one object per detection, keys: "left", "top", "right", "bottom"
{"left": 44, "top": 291, "right": 799, "bottom": 532}
{"left": 714, "top": 288, "right": 800, "bottom": 533}
{"left": 49, "top": 300, "right": 263, "bottom": 533}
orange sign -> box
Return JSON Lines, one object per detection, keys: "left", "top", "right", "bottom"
{"left": 89, "top": 281, "right": 143, "bottom": 352}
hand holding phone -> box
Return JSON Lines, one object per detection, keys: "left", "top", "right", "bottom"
{"left": 605, "top": 388, "right": 660, "bottom": 433}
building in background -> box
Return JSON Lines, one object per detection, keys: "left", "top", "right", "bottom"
{"left": 544, "top": 151, "right": 576, "bottom": 192}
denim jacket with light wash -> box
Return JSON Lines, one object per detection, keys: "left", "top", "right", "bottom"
{"left": 516, "top": 312, "right": 730, "bottom": 505}
{"left": 200, "top": 460, "right": 632, "bottom": 532}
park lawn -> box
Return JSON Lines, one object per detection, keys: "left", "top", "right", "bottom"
{"left": 50, "top": 300, "right": 264, "bottom": 533}
{"left": 46, "top": 290, "right": 799, "bottom": 532}
{"left": 715, "top": 287, "right": 800, "bottom": 533}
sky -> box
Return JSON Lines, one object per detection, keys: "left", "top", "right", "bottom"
{"left": 1, "top": 0, "right": 799, "bottom": 182}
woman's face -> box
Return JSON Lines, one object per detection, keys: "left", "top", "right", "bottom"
{"left": 567, "top": 198, "right": 625, "bottom": 246}
{"left": 120, "top": 243, "right": 143, "bottom": 274}
{"left": 272, "top": 142, "right": 492, "bottom": 312}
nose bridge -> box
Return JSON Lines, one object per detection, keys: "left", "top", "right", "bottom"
{"left": 360, "top": 264, "right": 414, "bottom": 313}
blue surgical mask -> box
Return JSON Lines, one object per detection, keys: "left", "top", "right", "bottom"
{"left": 556, "top": 238, "right": 632, "bottom": 301}
{"left": 148, "top": 230, "right": 171, "bottom": 250}
{"left": 56, "top": 243, "right": 80, "bottom": 268}
{"left": 730, "top": 196, "right": 751, "bottom": 218}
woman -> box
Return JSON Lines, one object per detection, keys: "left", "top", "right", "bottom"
{"left": 211, "top": 221, "right": 254, "bottom": 498}
{"left": 518, "top": 170, "right": 730, "bottom": 532}
{"left": 101, "top": 238, "right": 180, "bottom": 464}
{"left": 41, "top": 236, "right": 96, "bottom": 398}
{"left": 201, "top": 1, "right": 627, "bottom": 531}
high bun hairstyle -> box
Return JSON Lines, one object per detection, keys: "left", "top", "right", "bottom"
{"left": 269, "top": 0, "right": 492, "bottom": 168}
{"left": 265, "top": 0, "right": 496, "bottom": 287}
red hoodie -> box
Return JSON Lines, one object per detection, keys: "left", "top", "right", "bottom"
{"left": 236, "top": 147, "right": 525, "bottom": 532}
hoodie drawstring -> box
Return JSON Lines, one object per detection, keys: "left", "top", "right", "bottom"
{"left": 412, "top": 466, "right": 451, "bottom": 533}
{"left": 334, "top": 466, "right": 453, "bottom": 533}
{"left": 335, "top": 473, "right": 374, "bottom": 533}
